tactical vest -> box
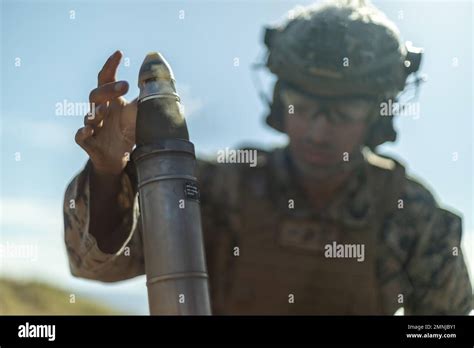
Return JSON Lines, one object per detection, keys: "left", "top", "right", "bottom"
{"left": 206, "top": 148, "right": 406, "bottom": 315}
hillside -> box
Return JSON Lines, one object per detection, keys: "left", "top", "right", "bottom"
{"left": 0, "top": 278, "right": 121, "bottom": 315}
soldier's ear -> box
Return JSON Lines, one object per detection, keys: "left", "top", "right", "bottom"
{"left": 265, "top": 80, "right": 286, "bottom": 133}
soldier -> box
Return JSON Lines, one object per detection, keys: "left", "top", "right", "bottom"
{"left": 64, "top": 0, "right": 472, "bottom": 314}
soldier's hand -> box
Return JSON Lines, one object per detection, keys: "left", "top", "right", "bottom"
{"left": 75, "top": 50, "right": 137, "bottom": 176}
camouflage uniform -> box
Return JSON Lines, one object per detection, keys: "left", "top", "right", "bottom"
{"left": 63, "top": 146, "right": 472, "bottom": 315}
{"left": 63, "top": 0, "right": 472, "bottom": 314}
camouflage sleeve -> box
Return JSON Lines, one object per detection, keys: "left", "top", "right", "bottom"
{"left": 63, "top": 160, "right": 145, "bottom": 282}
{"left": 403, "top": 180, "right": 472, "bottom": 315}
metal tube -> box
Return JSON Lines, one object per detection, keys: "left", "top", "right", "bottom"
{"left": 132, "top": 52, "right": 211, "bottom": 315}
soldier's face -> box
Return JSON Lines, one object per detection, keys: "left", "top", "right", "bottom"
{"left": 280, "top": 86, "right": 374, "bottom": 171}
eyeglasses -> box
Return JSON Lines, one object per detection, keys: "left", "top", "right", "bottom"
{"left": 279, "top": 84, "right": 376, "bottom": 124}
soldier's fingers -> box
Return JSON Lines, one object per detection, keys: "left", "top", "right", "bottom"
{"left": 89, "top": 81, "right": 129, "bottom": 104}
{"left": 84, "top": 103, "right": 109, "bottom": 126}
{"left": 98, "top": 50, "right": 123, "bottom": 86}
{"left": 74, "top": 125, "right": 96, "bottom": 152}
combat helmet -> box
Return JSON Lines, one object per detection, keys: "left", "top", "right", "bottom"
{"left": 263, "top": 0, "right": 423, "bottom": 148}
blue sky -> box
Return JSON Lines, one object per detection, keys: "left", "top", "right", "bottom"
{"left": 1, "top": 0, "right": 472, "bottom": 314}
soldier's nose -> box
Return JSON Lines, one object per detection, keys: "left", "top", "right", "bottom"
{"left": 307, "top": 112, "right": 332, "bottom": 141}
